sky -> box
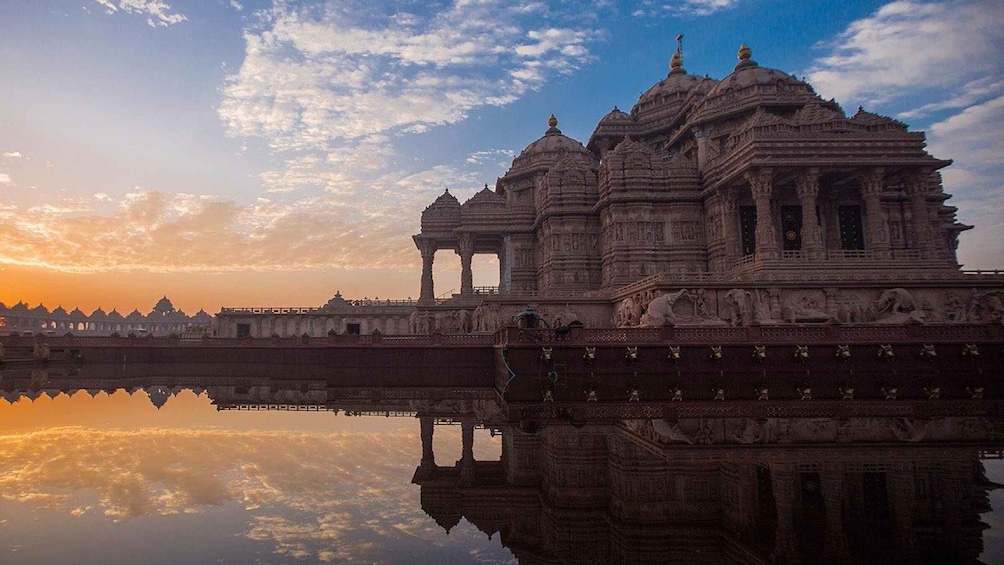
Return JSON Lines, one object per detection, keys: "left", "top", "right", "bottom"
{"left": 0, "top": 0, "right": 1002, "bottom": 314}
{"left": 0, "top": 391, "right": 512, "bottom": 564}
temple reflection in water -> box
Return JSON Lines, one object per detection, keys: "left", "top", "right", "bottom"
{"left": 1, "top": 369, "right": 1001, "bottom": 565}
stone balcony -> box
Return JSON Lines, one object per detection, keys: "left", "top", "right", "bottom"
{"left": 730, "top": 248, "right": 961, "bottom": 280}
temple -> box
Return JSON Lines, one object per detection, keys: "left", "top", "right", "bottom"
{"left": 206, "top": 41, "right": 1003, "bottom": 337}
{"left": 0, "top": 296, "right": 213, "bottom": 336}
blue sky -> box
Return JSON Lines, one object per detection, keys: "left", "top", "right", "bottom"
{"left": 0, "top": 0, "right": 1001, "bottom": 311}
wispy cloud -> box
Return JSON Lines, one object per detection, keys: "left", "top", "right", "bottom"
{"left": 805, "top": 1, "right": 1004, "bottom": 109}
{"left": 0, "top": 422, "right": 511, "bottom": 563}
{"left": 927, "top": 94, "right": 1004, "bottom": 268}
{"left": 630, "top": 0, "right": 742, "bottom": 17}
{"left": 219, "top": 1, "right": 598, "bottom": 155}
{"left": 95, "top": 0, "right": 188, "bottom": 27}
{"left": 806, "top": 1, "right": 1004, "bottom": 270}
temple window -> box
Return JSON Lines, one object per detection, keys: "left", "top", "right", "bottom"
{"left": 739, "top": 206, "right": 757, "bottom": 255}
{"left": 839, "top": 205, "right": 865, "bottom": 250}
{"left": 781, "top": 205, "right": 802, "bottom": 251}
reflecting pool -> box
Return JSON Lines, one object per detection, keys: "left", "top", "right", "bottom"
{"left": 1, "top": 378, "right": 1003, "bottom": 564}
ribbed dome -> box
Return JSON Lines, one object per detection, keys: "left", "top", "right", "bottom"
{"left": 420, "top": 189, "right": 462, "bottom": 231}
{"left": 598, "top": 106, "right": 632, "bottom": 125}
{"left": 699, "top": 45, "right": 814, "bottom": 113}
{"left": 509, "top": 115, "right": 593, "bottom": 175}
{"left": 636, "top": 70, "right": 704, "bottom": 107}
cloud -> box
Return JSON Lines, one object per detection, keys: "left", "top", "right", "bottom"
{"left": 927, "top": 94, "right": 1004, "bottom": 269}
{"left": 0, "top": 173, "right": 11, "bottom": 186}
{"left": 805, "top": 1, "right": 1004, "bottom": 109}
{"left": 218, "top": 1, "right": 598, "bottom": 156}
{"left": 94, "top": 0, "right": 187, "bottom": 27}
{"left": 630, "top": 0, "right": 741, "bottom": 17}
{"left": 1, "top": 152, "right": 23, "bottom": 159}
{"left": 806, "top": 1, "right": 1004, "bottom": 270}
{"left": 0, "top": 423, "right": 512, "bottom": 563}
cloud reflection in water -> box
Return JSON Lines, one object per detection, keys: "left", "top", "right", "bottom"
{"left": 0, "top": 391, "right": 513, "bottom": 564}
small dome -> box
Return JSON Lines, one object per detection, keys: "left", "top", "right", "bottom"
{"left": 107, "top": 309, "right": 124, "bottom": 319}
{"left": 91, "top": 307, "right": 107, "bottom": 318}
{"left": 598, "top": 106, "right": 632, "bottom": 125}
{"left": 51, "top": 305, "right": 68, "bottom": 316}
{"left": 508, "top": 114, "right": 594, "bottom": 175}
{"left": 420, "top": 189, "right": 462, "bottom": 231}
{"left": 153, "top": 296, "right": 175, "bottom": 314}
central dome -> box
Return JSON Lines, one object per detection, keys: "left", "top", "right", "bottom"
{"left": 631, "top": 51, "right": 718, "bottom": 125}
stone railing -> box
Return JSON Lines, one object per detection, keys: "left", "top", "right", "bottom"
{"left": 0, "top": 332, "right": 497, "bottom": 349}
{"left": 499, "top": 323, "right": 1003, "bottom": 346}
{"left": 220, "top": 300, "right": 419, "bottom": 314}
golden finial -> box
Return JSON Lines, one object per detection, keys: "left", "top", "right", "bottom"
{"left": 548, "top": 114, "right": 558, "bottom": 128}
{"left": 738, "top": 43, "right": 752, "bottom": 62}
{"left": 670, "top": 52, "right": 683, "bottom": 71}
{"left": 670, "top": 33, "right": 684, "bottom": 71}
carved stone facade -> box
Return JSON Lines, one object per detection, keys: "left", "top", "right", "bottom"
{"left": 411, "top": 43, "right": 1001, "bottom": 331}
{"left": 0, "top": 296, "right": 212, "bottom": 336}
{"left": 212, "top": 43, "right": 1002, "bottom": 337}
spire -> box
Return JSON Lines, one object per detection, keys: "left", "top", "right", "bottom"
{"left": 738, "top": 42, "right": 751, "bottom": 62}
{"left": 545, "top": 113, "right": 561, "bottom": 135}
{"left": 735, "top": 42, "right": 757, "bottom": 70}
{"left": 669, "top": 33, "right": 684, "bottom": 73}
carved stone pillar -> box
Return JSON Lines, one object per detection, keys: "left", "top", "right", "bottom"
{"left": 906, "top": 171, "right": 934, "bottom": 258}
{"left": 718, "top": 189, "right": 740, "bottom": 267}
{"left": 459, "top": 418, "right": 476, "bottom": 485}
{"left": 420, "top": 416, "right": 436, "bottom": 467}
{"left": 770, "top": 462, "right": 801, "bottom": 564}
{"left": 858, "top": 168, "right": 891, "bottom": 258}
{"left": 820, "top": 463, "right": 852, "bottom": 564}
{"left": 890, "top": 464, "right": 918, "bottom": 559}
{"left": 746, "top": 168, "right": 778, "bottom": 260}
{"left": 498, "top": 241, "right": 509, "bottom": 293}
{"left": 693, "top": 126, "right": 712, "bottom": 171}
{"left": 417, "top": 240, "right": 436, "bottom": 304}
{"left": 457, "top": 233, "right": 475, "bottom": 295}
{"left": 795, "top": 169, "right": 824, "bottom": 258}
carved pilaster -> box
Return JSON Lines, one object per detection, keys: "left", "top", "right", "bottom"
{"left": 456, "top": 233, "right": 475, "bottom": 295}
{"left": 692, "top": 126, "right": 712, "bottom": 171}
{"left": 795, "top": 169, "right": 824, "bottom": 257}
{"left": 770, "top": 462, "right": 802, "bottom": 564}
{"left": 418, "top": 239, "right": 437, "bottom": 304}
{"left": 746, "top": 168, "right": 778, "bottom": 260}
{"left": 718, "top": 189, "right": 740, "bottom": 265}
{"left": 820, "top": 463, "right": 853, "bottom": 564}
{"left": 858, "top": 168, "right": 891, "bottom": 258}
{"left": 890, "top": 463, "right": 919, "bottom": 559}
{"left": 906, "top": 170, "right": 936, "bottom": 258}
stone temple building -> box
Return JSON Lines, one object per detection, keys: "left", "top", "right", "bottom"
{"left": 215, "top": 42, "right": 1003, "bottom": 337}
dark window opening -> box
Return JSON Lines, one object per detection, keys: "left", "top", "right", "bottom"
{"left": 862, "top": 472, "right": 890, "bottom": 519}
{"left": 740, "top": 206, "right": 757, "bottom": 255}
{"left": 346, "top": 323, "right": 361, "bottom": 335}
{"left": 236, "top": 323, "right": 251, "bottom": 338}
{"left": 839, "top": 205, "right": 865, "bottom": 250}
{"left": 781, "top": 205, "right": 803, "bottom": 250}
